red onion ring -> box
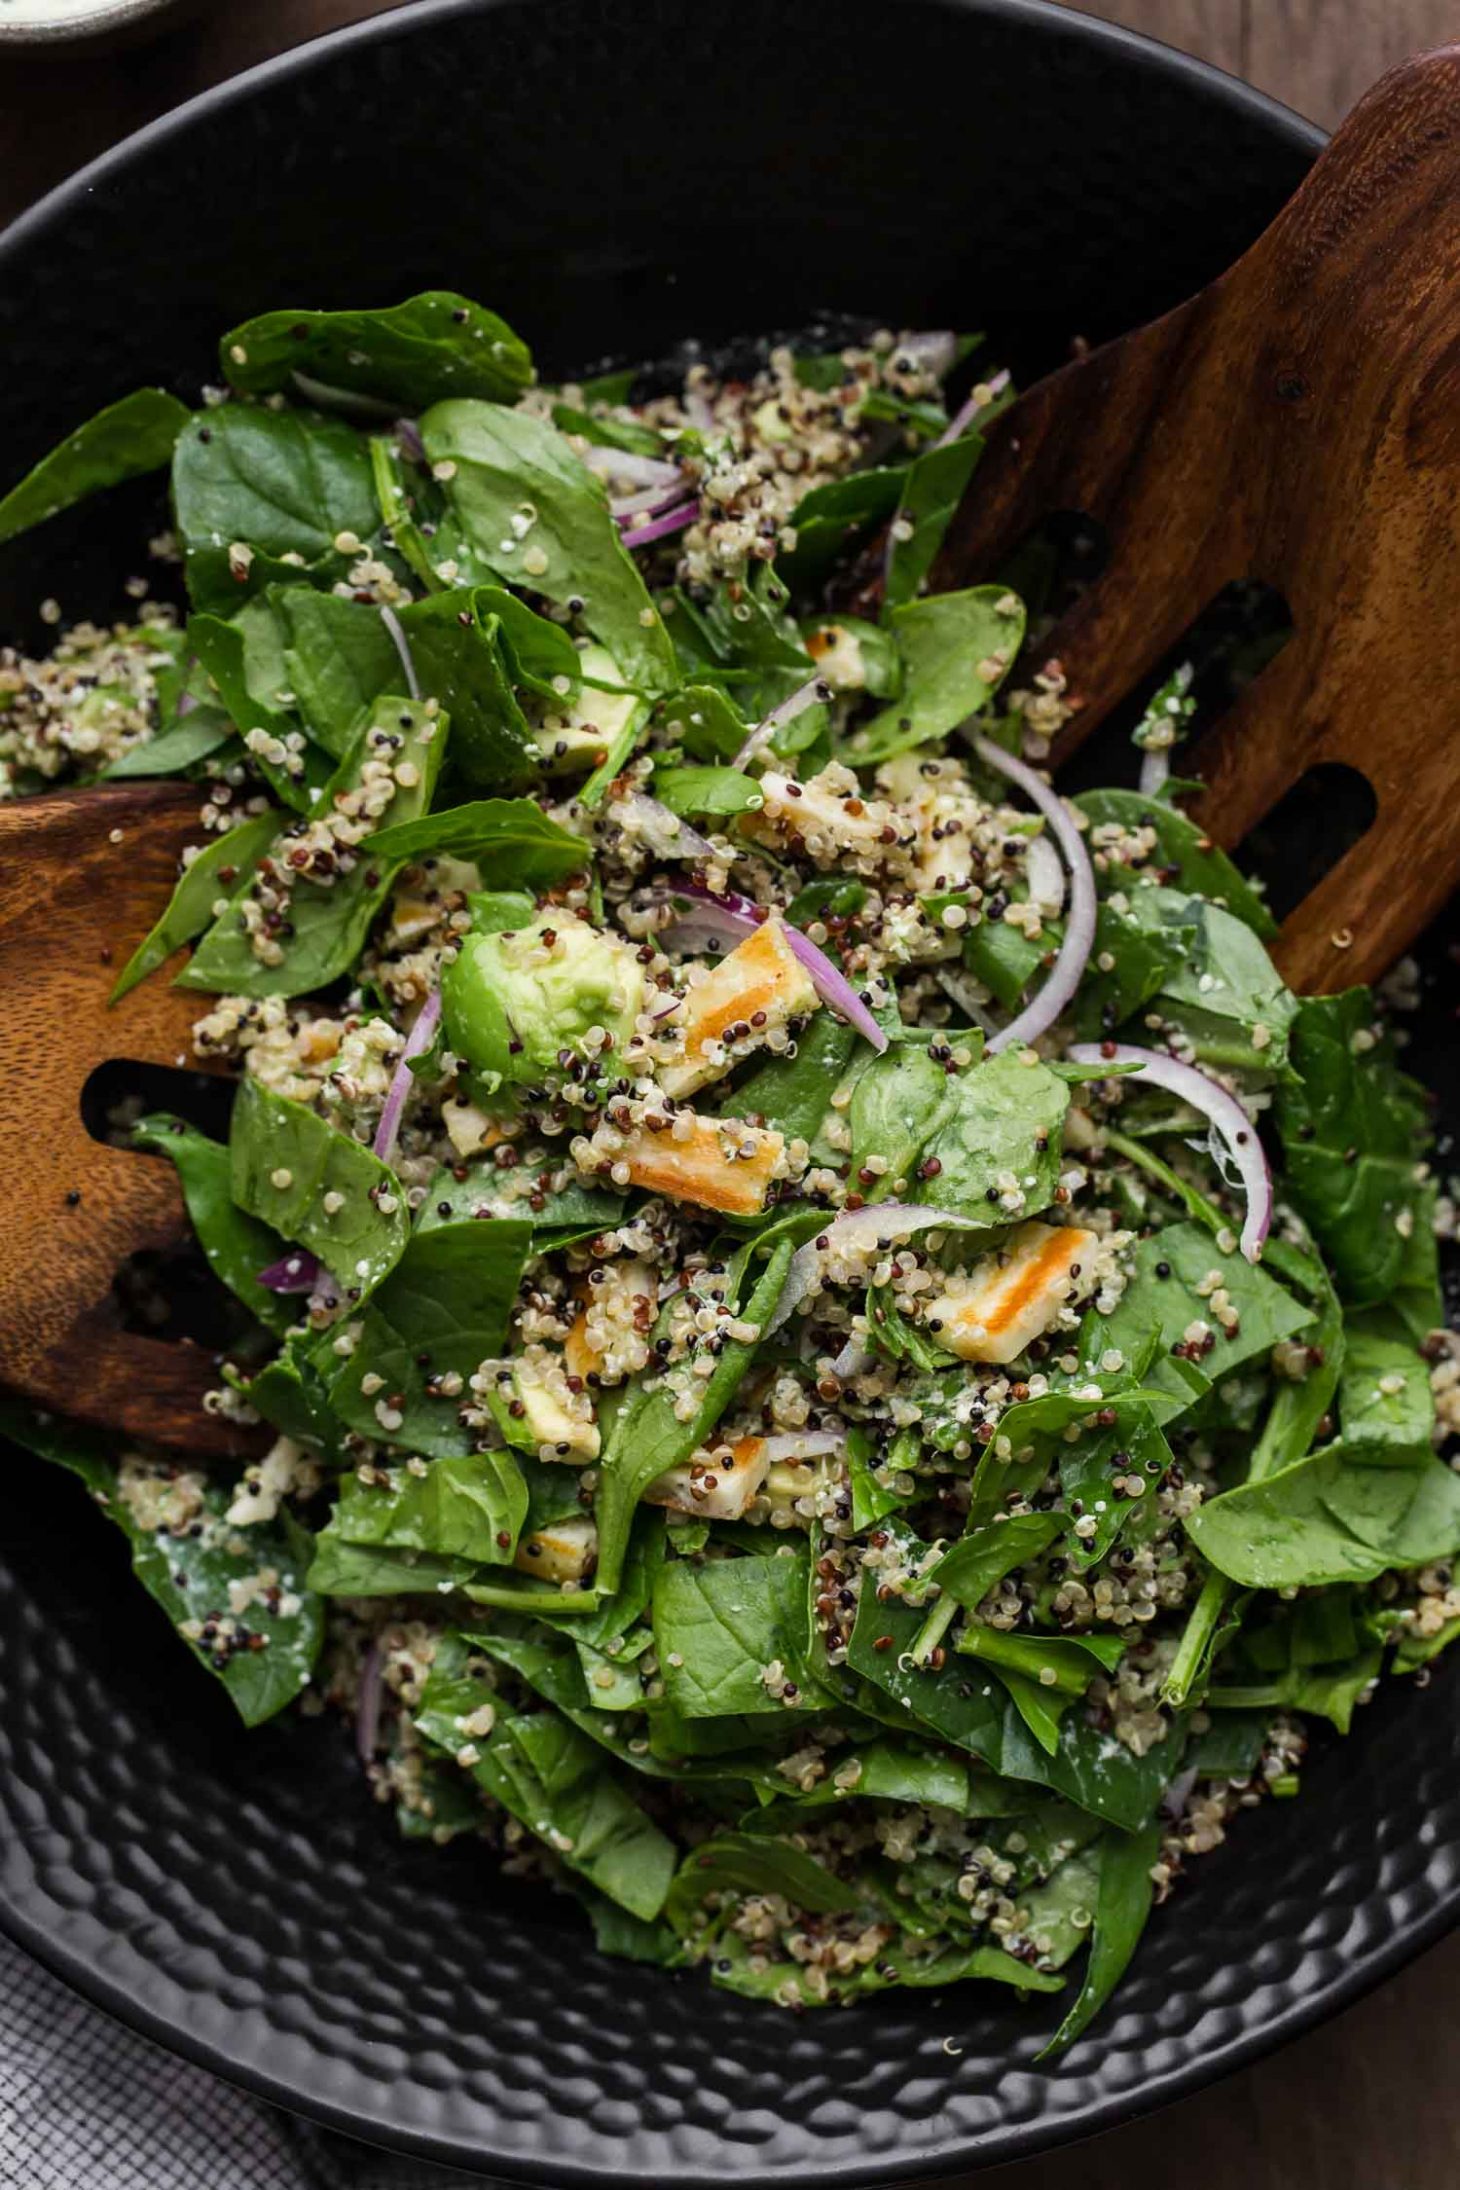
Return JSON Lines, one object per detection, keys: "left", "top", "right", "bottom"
{"left": 373, "top": 989, "right": 442, "bottom": 1165}
{"left": 969, "top": 736, "right": 1096, "bottom": 1054}
{"left": 732, "top": 676, "right": 831, "bottom": 769}
{"left": 1066, "top": 1040, "right": 1273, "bottom": 1262}
{"left": 659, "top": 883, "right": 888, "bottom": 1053}
{"left": 934, "top": 366, "right": 1012, "bottom": 449}
{"left": 621, "top": 792, "right": 715, "bottom": 862}
{"left": 581, "top": 445, "right": 681, "bottom": 493}
{"left": 256, "top": 1249, "right": 323, "bottom": 1295}
{"left": 619, "top": 499, "right": 697, "bottom": 550}
{"left": 393, "top": 417, "right": 425, "bottom": 465}
{"left": 378, "top": 604, "right": 420, "bottom": 701}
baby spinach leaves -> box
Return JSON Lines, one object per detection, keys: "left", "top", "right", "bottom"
{"left": 850, "top": 587, "right": 1025, "bottom": 762}
{"left": 920, "top": 1048, "right": 1069, "bottom": 1219}
{"left": 109, "top": 807, "right": 278, "bottom": 1000}
{"left": 132, "top": 1112, "right": 296, "bottom": 1335}
{"left": 320, "top": 1218, "right": 534, "bottom": 1455}
{"left": 1188, "top": 1440, "right": 1460, "bottom": 1589}
{"left": 0, "top": 1402, "right": 320, "bottom": 1728}
{"left": 228, "top": 1078, "right": 408, "bottom": 1296}
{"left": 652, "top": 1548, "right": 813, "bottom": 1718}
{"left": 180, "top": 695, "right": 445, "bottom": 997}
{"left": 0, "top": 388, "right": 190, "bottom": 545}
{"left": 221, "top": 292, "right": 532, "bottom": 409}
{"left": 369, "top": 793, "right": 587, "bottom": 883}
{"left": 419, "top": 399, "right": 677, "bottom": 693}
{"left": 1038, "top": 1818, "right": 1163, "bottom": 2057}
{"left": 328, "top": 1450, "right": 528, "bottom": 1566}
{"left": 172, "top": 404, "right": 379, "bottom": 611}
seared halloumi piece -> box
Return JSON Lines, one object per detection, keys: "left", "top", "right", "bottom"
{"left": 580, "top": 1109, "right": 784, "bottom": 1217}
{"left": 514, "top": 1514, "right": 598, "bottom": 1584}
{"left": 563, "top": 1259, "right": 657, "bottom": 1387}
{"left": 875, "top": 752, "right": 985, "bottom": 894}
{"left": 922, "top": 1222, "right": 1097, "bottom": 1364}
{"left": 740, "top": 766, "right": 909, "bottom": 869}
{"left": 658, "top": 919, "right": 818, "bottom": 1098}
{"left": 533, "top": 643, "right": 641, "bottom": 772}
{"left": 645, "top": 1435, "right": 770, "bottom": 1519}
{"left": 442, "top": 1098, "right": 507, "bottom": 1160}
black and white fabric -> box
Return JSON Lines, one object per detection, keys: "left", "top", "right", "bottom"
{"left": 0, "top": 1933, "right": 497, "bottom": 2190}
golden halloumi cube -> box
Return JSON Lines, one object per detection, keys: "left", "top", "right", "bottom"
{"left": 563, "top": 1259, "right": 657, "bottom": 1387}
{"left": 658, "top": 918, "right": 818, "bottom": 1098}
{"left": 922, "top": 1221, "right": 1097, "bottom": 1364}
{"left": 645, "top": 1435, "right": 770, "bottom": 1519}
{"left": 593, "top": 1110, "right": 784, "bottom": 1217}
{"left": 514, "top": 1514, "right": 598, "bottom": 1584}
{"left": 506, "top": 1351, "right": 600, "bottom": 1460}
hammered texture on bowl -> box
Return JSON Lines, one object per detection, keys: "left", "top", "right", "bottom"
{"left": 3, "top": 3, "right": 1455, "bottom": 2184}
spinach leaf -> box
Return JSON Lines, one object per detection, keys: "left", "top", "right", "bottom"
{"left": 416, "top": 1161, "right": 622, "bottom": 1243}
{"left": 320, "top": 1218, "right": 534, "bottom": 1454}
{"left": 652, "top": 764, "right": 765, "bottom": 819}
{"left": 277, "top": 589, "right": 399, "bottom": 756}
{"left": 778, "top": 467, "right": 906, "bottom": 594}
{"left": 850, "top": 588, "right": 1025, "bottom": 762}
{"left": 651, "top": 1548, "right": 812, "bottom": 1718}
{"left": 920, "top": 1048, "right": 1069, "bottom": 1220}
{"left": 665, "top": 1832, "right": 858, "bottom": 1933}
{"left": 0, "top": 388, "right": 190, "bottom": 545}
{"left": 1338, "top": 1316, "right": 1434, "bottom": 1450}
{"left": 474, "top": 583, "right": 583, "bottom": 699}
{"left": 327, "top": 1449, "right": 527, "bottom": 1565}
{"left": 1038, "top": 1818, "right": 1162, "bottom": 2057}
{"left": 1076, "top": 788, "right": 1275, "bottom": 938}
{"left": 932, "top": 1511, "right": 1064, "bottom": 1610}
{"left": 732, "top": 1011, "right": 857, "bottom": 1141}
{"left": 307, "top": 1530, "right": 481, "bottom": 1596}
{"left": 419, "top": 399, "right": 677, "bottom": 693}
{"left": 415, "top": 1639, "right": 676, "bottom": 1918}
{"left": 369, "top": 794, "right": 587, "bottom": 883}
{"left": 884, "top": 432, "right": 984, "bottom": 609}
{"left": 594, "top": 1240, "right": 793, "bottom": 1592}
{"left": 397, "top": 591, "right": 539, "bottom": 787}
{"left": 132, "top": 1112, "right": 297, "bottom": 1334}
{"left": 180, "top": 695, "right": 445, "bottom": 997}
{"left": 1187, "top": 1439, "right": 1460, "bottom": 1588}
{"left": 1150, "top": 899, "right": 1295, "bottom": 1076}
{"left": 109, "top": 808, "right": 278, "bottom": 1000}
{"left": 1, "top": 1402, "right": 320, "bottom": 1727}
{"left": 172, "top": 404, "right": 380, "bottom": 613}
{"left": 103, "top": 705, "right": 237, "bottom": 780}
{"left": 221, "top": 292, "right": 532, "bottom": 407}
{"left": 228, "top": 1077, "right": 408, "bottom": 1294}
{"left": 1277, "top": 990, "right": 1439, "bottom": 1313}
{"left": 240, "top": 1330, "right": 351, "bottom": 1456}
{"left": 189, "top": 605, "right": 333, "bottom": 811}
{"left": 847, "top": 1037, "right": 953, "bottom": 1185}
{"left": 1072, "top": 888, "right": 1200, "bottom": 1037}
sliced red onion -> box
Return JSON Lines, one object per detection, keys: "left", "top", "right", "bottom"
{"left": 970, "top": 736, "right": 1097, "bottom": 1055}
{"left": 1066, "top": 1041, "right": 1273, "bottom": 1262}
{"left": 289, "top": 369, "right": 400, "bottom": 421}
{"left": 621, "top": 792, "right": 716, "bottom": 862}
{"left": 256, "top": 1248, "right": 322, "bottom": 1294}
{"left": 610, "top": 479, "right": 690, "bottom": 523}
{"left": 1137, "top": 749, "right": 1170, "bottom": 798}
{"left": 373, "top": 989, "right": 443, "bottom": 1165}
{"left": 935, "top": 365, "right": 1012, "bottom": 449}
{"left": 378, "top": 604, "right": 420, "bottom": 701}
{"left": 1025, "top": 832, "right": 1065, "bottom": 911}
{"left": 394, "top": 416, "right": 425, "bottom": 465}
{"left": 581, "top": 444, "right": 681, "bottom": 493}
{"left": 766, "top": 1202, "right": 991, "bottom": 1336}
{"left": 896, "top": 331, "right": 959, "bottom": 381}
{"left": 1161, "top": 1765, "right": 1200, "bottom": 1818}
{"left": 659, "top": 884, "right": 888, "bottom": 1053}
{"left": 732, "top": 676, "right": 830, "bottom": 769}
{"left": 619, "top": 499, "right": 696, "bottom": 551}
{"left": 830, "top": 1335, "right": 874, "bottom": 1380}
{"left": 356, "top": 1640, "right": 385, "bottom": 1764}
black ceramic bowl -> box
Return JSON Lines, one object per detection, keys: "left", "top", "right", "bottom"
{"left": 2, "top": 2, "right": 1457, "bottom": 2182}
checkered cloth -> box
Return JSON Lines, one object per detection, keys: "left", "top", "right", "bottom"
{"left": 0, "top": 1932, "right": 499, "bottom": 2190}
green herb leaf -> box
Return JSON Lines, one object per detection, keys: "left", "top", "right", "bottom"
{"left": 0, "top": 389, "right": 190, "bottom": 546}
{"left": 221, "top": 292, "right": 532, "bottom": 408}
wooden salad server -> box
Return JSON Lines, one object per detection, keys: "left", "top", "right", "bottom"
{"left": 0, "top": 779, "right": 263, "bottom": 1455}
{"left": 4, "top": 49, "right": 1460, "bottom": 1456}
{"left": 933, "top": 44, "right": 1460, "bottom": 994}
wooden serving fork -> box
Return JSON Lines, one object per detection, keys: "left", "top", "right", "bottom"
{"left": 4, "top": 50, "right": 1460, "bottom": 1454}
{"left": 933, "top": 45, "right": 1460, "bottom": 993}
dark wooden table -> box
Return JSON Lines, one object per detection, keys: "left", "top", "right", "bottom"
{"left": 2, "top": 4, "right": 1457, "bottom": 2184}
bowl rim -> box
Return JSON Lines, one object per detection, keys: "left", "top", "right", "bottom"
{"left": 8, "top": 5, "right": 1429, "bottom": 2186}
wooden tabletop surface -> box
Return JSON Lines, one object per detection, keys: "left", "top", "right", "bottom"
{"left": 2, "top": 3, "right": 1457, "bottom": 2185}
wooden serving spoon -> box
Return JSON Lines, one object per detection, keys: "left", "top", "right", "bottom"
{"left": 3, "top": 48, "right": 1460, "bottom": 1456}
{"left": 933, "top": 45, "right": 1460, "bottom": 994}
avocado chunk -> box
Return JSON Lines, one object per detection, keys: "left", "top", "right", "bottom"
{"left": 442, "top": 907, "right": 645, "bottom": 1083}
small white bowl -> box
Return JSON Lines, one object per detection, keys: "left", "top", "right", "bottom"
{"left": 0, "top": 0, "right": 195, "bottom": 45}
